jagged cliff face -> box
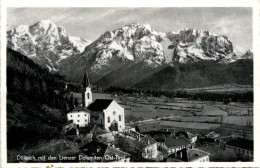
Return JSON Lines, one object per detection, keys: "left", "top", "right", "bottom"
{"left": 81, "top": 23, "right": 166, "bottom": 72}
{"left": 7, "top": 20, "right": 91, "bottom": 71}
{"left": 7, "top": 21, "right": 241, "bottom": 73}
{"left": 166, "top": 28, "right": 235, "bottom": 63}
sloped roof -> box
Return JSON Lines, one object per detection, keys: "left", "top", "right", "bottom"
{"left": 165, "top": 137, "right": 191, "bottom": 148}
{"left": 226, "top": 138, "right": 253, "bottom": 151}
{"left": 139, "top": 135, "right": 157, "bottom": 148}
{"left": 186, "top": 148, "right": 209, "bottom": 161}
{"left": 87, "top": 99, "right": 114, "bottom": 111}
{"left": 205, "top": 131, "right": 219, "bottom": 139}
{"left": 79, "top": 140, "right": 108, "bottom": 159}
{"left": 79, "top": 140, "right": 131, "bottom": 162}
{"left": 186, "top": 132, "right": 197, "bottom": 138}
{"left": 176, "top": 131, "right": 197, "bottom": 139}
{"left": 136, "top": 122, "right": 162, "bottom": 133}
{"left": 169, "top": 148, "right": 209, "bottom": 162}
{"left": 68, "top": 105, "right": 90, "bottom": 114}
{"left": 103, "top": 146, "right": 131, "bottom": 162}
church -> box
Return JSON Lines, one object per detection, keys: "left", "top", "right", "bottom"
{"left": 67, "top": 69, "right": 125, "bottom": 132}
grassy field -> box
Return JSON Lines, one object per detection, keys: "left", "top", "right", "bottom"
{"left": 162, "top": 116, "right": 221, "bottom": 123}
{"left": 159, "top": 120, "right": 220, "bottom": 130}
{"left": 93, "top": 93, "right": 253, "bottom": 129}
{"left": 184, "top": 84, "right": 253, "bottom": 93}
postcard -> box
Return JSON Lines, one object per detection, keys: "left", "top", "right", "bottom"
{"left": 1, "top": 0, "right": 260, "bottom": 167}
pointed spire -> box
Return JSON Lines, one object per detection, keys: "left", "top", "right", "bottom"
{"left": 83, "top": 68, "right": 91, "bottom": 88}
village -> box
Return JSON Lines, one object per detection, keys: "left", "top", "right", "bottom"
{"left": 60, "top": 70, "right": 253, "bottom": 162}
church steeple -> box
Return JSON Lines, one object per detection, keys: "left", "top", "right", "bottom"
{"left": 83, "top": 68, "right": 92, "bottom": 107}
{"left": 83, "top": 68, "right": 91, "bottom": 88}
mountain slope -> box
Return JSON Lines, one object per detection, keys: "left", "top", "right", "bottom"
{"left": 7, "top": 20, "right": 91, "bottom": 71}
{"left": 59, "top": 23, "right": 167, "bottom": 83}
{"left": 134, "top": 59, "right": 253, "bottom": 90}
{"left": 7, "top": 48, "right": 66, "bottom": 149}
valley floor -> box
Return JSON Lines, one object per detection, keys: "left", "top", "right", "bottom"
{"left": 7, "top": 92, "right": 253, "bottom": 162}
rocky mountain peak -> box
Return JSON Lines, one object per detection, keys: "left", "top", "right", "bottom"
{"left": 7, "top": 20, "right": 91, "bottom": 71}
{"left": 166, "top": 28, "right": 234, "bottom": 63}
{"left": 81, "top": 23, "right": 166, "bottom": 71}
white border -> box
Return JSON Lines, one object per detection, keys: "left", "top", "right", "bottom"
{"left": 1, "top": 0, "right": 260, "bottom": 167}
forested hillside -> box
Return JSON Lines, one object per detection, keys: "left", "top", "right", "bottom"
{"left": 7, "top": 48, "right": 67, "bottom": 149}
{"left": 133, "top": 60, "right": 253, "bottom": 89}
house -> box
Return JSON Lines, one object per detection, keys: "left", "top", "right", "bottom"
{"left": 79, "top": 140, "right": 131, "bottom": 162}
{"left": 226, "top": 137, "right": 253, "bottom": 159}
{"left": 123, "top": 130, "right": 158, "bottom": 160}
{"left": 66, "top": 69, "right": 125, "bottom": 132}
{"left": 135, "top": 122, "right": 162, "bottom": 134}
{"left": 167, "top": 148, "right": 210, "bottom": 162}
{"left": 176, "top": 131, "right": 197, "bottom": 143}
{"left": 138, "top": 135, "right": 158, "bottom": 159}
{"left": 67, "top": 106, "right": 90, "bottom": 128}
{"left": 159, "top": 137, "right": 193, "bottom": 156}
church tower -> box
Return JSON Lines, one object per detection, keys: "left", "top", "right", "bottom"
{"left": 83, "top": 69, "right": 92, "bottom": 107}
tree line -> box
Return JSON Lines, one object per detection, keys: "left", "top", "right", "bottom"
{"left": 106, "top": 86, "right": 253, "bottom": 102}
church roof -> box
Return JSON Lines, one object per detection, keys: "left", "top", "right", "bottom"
{"left": 83, "top": 68, "right": 91, "bottom": 88}
{"left": 87, "top": 99, "right": 114, "bottom": 111}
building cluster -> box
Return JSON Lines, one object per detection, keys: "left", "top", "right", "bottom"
{"left": 63, "top": 70, "right": 253, "bottom": 162}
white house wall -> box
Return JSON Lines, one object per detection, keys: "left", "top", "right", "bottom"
{"left": 67, "top": 111, "right": 90, "bottom": 127}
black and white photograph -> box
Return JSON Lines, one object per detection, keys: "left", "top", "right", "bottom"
{"left": 2, "top": 2, "right": 259, "bottom": 166}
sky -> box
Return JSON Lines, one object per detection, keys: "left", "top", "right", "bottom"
{"left": 7, "top": 7, "right": 252, "bottom": 54}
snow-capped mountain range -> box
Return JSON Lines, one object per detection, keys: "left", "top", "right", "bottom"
{"left": 7, "top": 20, "right": 253, "bottom": 86}
{"left": 166, "top": 28, "right": 235, "bottom": 63}
{"left": 81, "top": 23, "right": 166, "bottom": 70}
{"left": 7, "top": 20, "right": 91, "bottom": 71}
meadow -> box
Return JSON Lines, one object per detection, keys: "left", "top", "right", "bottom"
{"left": 93, "top": 93, "right": 253, "bottom": 130}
